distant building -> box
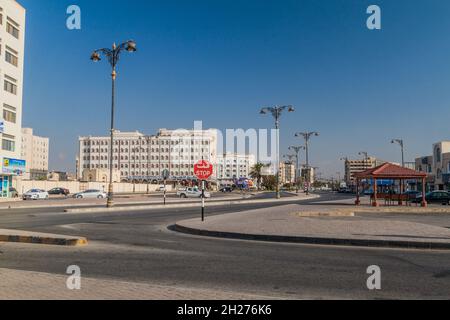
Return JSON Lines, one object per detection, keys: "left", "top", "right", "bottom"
{"left": 415, "top": 141, "right": 450, "bottom": 191}
{"left": 0, "top": 0, "right": 26, "bottom": 197}
{"left": 216, "top": 153, "right": 256, "bottom": 184}
{"left": 280, "top": 161, "right": 295, "bottom": 184}
{"left": 81, "top": 168, "right": 121, "bottom": 183}
{"left": 48, "top": 171, "right": 77, "bottom": 182}
{"left": 78, "top": 128, "right": 218, "bottom": 182}
{"left": 343, "top": 157, "right": 386, "bottom": 186}
{"left": 21, "top": 128, "right": 49, "bottom": 180}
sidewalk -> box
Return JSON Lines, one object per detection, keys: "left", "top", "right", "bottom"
{"left": 0, "top": 268, "right": 279, "bottom": 300}
{"left": 175, "top": 204, "right": 450, "bottom": 249}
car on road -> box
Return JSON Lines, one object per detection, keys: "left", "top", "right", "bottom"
{"left": 177, "top": 187, "right": 211, "bottom": 198}
{"left": 73, "top": 190, "right": 107, "bottom": 199}
{"left": 412, "top": 191, "right": 450, "bottom": 205}
{"left": 9, "top": 187, "right": 19, "bottom": 198}
{"left": 22, "top": 189, "right": 49, "bottom": 200}
{"left": 48, "top": 187, "right": 70, "bottom": 196}
{"left": 219, "top": 186, "right": 233, "bottom": 193}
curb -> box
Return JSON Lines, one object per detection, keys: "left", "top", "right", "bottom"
{"left": 173, "top": 224, "right": 450, "bottom": 250}
{"left": 0, "top": 233, "right": 88, "bottom": 246}
{"left": 64, "top": 195, "right": 320, "bottom": 213}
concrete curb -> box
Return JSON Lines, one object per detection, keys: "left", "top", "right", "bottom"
{"left": 0, "top": 231, "right": 88, "bottom": 247}
{"left": 173, "top": 223, "right": 450, "bottom": 250}
{"left": 64, "top": 194, "right": 320, "bottom": 213}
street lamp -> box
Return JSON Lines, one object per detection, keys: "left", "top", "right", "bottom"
{"left": 91, "top": 40, "right": 137, "bottom": 208}
{"left": 289, "top": 146, "right": 305, "bottom": 194}
{"left": 294, "top": 131, "right": 319, "bottom": 195}
{"left": 283, "top": 154, "right": 296, "bottom": 189}
{"left": 391, "top": 139, "right": 405, "bottom": 167}
{"left": 260, "top": 105, "right": 295, "bottom": 199}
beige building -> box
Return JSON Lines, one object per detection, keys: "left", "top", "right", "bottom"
{"left": 78, "top": 128, "right": 218, "bottom": 182}
{"left": 0, "top": 0, "right": 26, "bottom": 197}
{"left": 216, "top": 153, "right": 256, "bottom": 183}
{"left": 343, "top": 157, "right": 386, "bottom": 186}
{"left": 21, "top": 128, "right": 49, "bottom": 180}
{"left": 416, "top": 141, "right": 450, "bottom": 191}
{"left": 81, "top": 169, "right": 121, "bottom": 183}
{"left": 280, "top": 162, "right": 296, "bottom": 184}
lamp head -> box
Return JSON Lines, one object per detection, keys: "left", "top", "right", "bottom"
{"left": 126, "top": 40, "right": 137, "bottom": 52}
{"left": 90, "top": 52, "right": 101, "bottom": 62}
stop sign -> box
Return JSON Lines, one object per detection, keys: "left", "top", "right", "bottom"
{"left": 194, "top": 160, "right": 214, "bottom": 180}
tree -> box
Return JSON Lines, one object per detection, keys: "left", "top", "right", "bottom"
{"left": 249, "top": 162, "right": 269, "bottom": 191}
{"left": 262, "top": 175, "right": 277, "bottom": 191}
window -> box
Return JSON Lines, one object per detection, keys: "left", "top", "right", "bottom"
{"left": 2, "top": 135, "right": 15, "bottom": 152}
{"left": 2, "top": 104, "right": 16, "bottom": 123}
{"left": 6, "top": 18, "right": 20, "bottom": 39}
{"left": 4, "top": 76, "right": 17, "bottom": 95}
{"left": 5, "top": 46, "right": 18, "bottom": 66}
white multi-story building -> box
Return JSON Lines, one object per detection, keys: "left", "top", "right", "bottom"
{"left": 216, "top": 153, "right": 256, "bottom": 183}
{"left": 21, "top": 128, "right": 49, "bottom": 180}
{"left": 416, "top": 141, "right": 450, "bottom": 191}
{"left": 78, "top": 128, "right": 218, "bottom": 182}
{"left": 0, "top": 0, "right": 26, "bottom": 197}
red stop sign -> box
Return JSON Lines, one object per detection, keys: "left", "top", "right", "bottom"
{"left": 194, "top": 160, "right": 214, "bottom": 180}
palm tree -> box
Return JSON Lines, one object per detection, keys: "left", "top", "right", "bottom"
{"left": 250, "top": 162, "right": 269, "bottom": 191}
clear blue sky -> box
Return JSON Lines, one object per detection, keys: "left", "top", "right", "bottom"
{"left": 20, "top": 0, "right": 450, "bottom": 178}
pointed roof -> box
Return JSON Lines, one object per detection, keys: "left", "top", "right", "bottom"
{"left": 354, "top": 162, "right": 427, "bottom": 179}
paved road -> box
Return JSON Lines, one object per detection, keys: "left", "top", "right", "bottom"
{"left": 0, "top": 192, "right": 449, "bottom": 299}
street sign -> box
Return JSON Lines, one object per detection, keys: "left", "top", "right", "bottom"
{"left": 194, "top": 160, "right": 213, "bottom": 180}
{"left": 162, "top": 169, "right": 170, "bottom": 180}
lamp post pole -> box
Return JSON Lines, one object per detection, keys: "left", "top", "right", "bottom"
{"left": 295, "top": 131, "right": 319, "bottom": 195}
{"left": 260, "top": 105, "right": 295, "bottom": 199}
{"left": 91, "top": 40, "right": 137, "bottom": 208}
{"left": 288, "top": 146, "right": 305, "bottom": 194}
{"left": 391, "top": 139, "right": 405, "bottom": 167}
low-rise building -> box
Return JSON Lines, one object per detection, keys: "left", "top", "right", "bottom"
{"left": 415, "top": 141, "right": 450, "bottom": 191}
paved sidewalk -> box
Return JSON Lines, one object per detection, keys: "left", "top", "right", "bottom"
{"left": 0, "top": 268, "right": 278, "bottom": 300}
{"left": 175, "top": 204, "right": 450, "bottom": 249}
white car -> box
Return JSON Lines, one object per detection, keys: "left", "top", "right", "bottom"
{"left": 23, "top": 189, "right": 49, "bottom": 200}
{"left": 73, "top": 190, "right": 107, "bottom": 199}
{"left": 177, "top": 187, "right": 211, "bottom": 198}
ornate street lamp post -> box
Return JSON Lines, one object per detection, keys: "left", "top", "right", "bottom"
{"left": 91, "top": 40, "right": 137, "bottom": 208}
{"left": 294, "top": 131, "right": 319, "bottom": 195}
{"left": 288, "top": 146, "right": 305, "bottom": 194}
{"left": 260, "top": 105, "right": 295, "bottom": 199}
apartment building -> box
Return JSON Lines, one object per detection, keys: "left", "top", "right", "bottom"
{"left": 78, "top": 128, "right": 218, "bottom": 182}
{"left": 343, "top": 157, "right": 386, "bottom": 186}
{"left": 415, "top": 141, "right": 450, "bottom": 191}
{"left": 0, "top": 0, "right": 25, "bottom": 197}
{"left": 21, "top": 128, "right": 49, "bottom": 180}
{"left": 216, "top": 153, "right": 256, "bottom": 184}
{"left": 280, "top": 161, "right": 296, "bottom": 184}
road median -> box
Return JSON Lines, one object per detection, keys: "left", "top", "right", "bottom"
{"left": 0, "top": 229, "right": 88, "bottom": 246}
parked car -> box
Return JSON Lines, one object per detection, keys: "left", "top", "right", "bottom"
{"left": 219, "top": 186, "right": 233, "bottom": 193}
{"left": 23, "top": 189, "right": 49, "bottom": 200}
{"left": 177, "top": 187, "right": 211, "bottom": 198}
{"left": 412, "top": 191, "right": 450, "bottom": 205}
{"left": 403, "top": 190, "right": 422, "bottom": 200}
{"left": 9, "top": 187, "right": 19, "bottom": 198}
{"left": 48, "top": 187, "right": 70, "bottom": 196}
{"left": 73, "top": 190, "right": 107, "bottom": 199}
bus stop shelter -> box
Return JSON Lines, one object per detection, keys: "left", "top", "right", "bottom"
{"left": 354, "top": 162, "right": 427, "bottom": 207}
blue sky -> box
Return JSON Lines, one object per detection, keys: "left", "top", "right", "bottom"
{"left": 20, "top": 0, "right": 450, "bottom": 178}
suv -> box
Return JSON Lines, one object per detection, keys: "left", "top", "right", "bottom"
{"left": 177, "top": 187, "right": 211, "bottom": 198}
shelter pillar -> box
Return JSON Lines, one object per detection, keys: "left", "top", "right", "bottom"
{"left": 372, "top": 178, "right": 379, "bottom": 207}
{"left": 421, "top": 177, "right": 427, "bottom": 207}
{"left": 355, "top": 178, "right": 360, "bottom": 205}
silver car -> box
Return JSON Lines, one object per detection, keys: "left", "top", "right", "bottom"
{"left": 177, "top": 187, "right": 211, "bottom": 198}
{"left": 23, "top": 189, "right": 49, "bottom": 200}
{"left": 73, "top": 189, "right": 107, "bottom": 199}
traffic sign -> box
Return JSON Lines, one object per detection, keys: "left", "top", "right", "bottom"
{"left": 194, "top": 160, "right": 213, "bottom": 180}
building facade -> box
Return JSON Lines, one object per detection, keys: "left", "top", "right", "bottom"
{"left": 216, "top": 153, "right": 256, "bottom": 184}
{"left": 415, "top": 141, "right": 450, "bottom": 191}
{"left": 78, "top": 128, "right": 218, "bottom": 183}
{"left": 0, "top": 0, "right": 26, "bottom": 197}
{"left": 21, "top": 128, "right": 49, "bottom": 180}
{"left": 343, "top": 157, "right": 386, "bottom": 186}
{"left": 280, "top": 161, "right": 296, "bottom": 185}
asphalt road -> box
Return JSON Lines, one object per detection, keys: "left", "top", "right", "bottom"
{"left": 0, "top": 192, "right": 449, "bottom": 299}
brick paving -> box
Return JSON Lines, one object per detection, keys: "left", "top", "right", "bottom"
{"left": 0, "top": 268, "right": 279, "bottom": 300}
